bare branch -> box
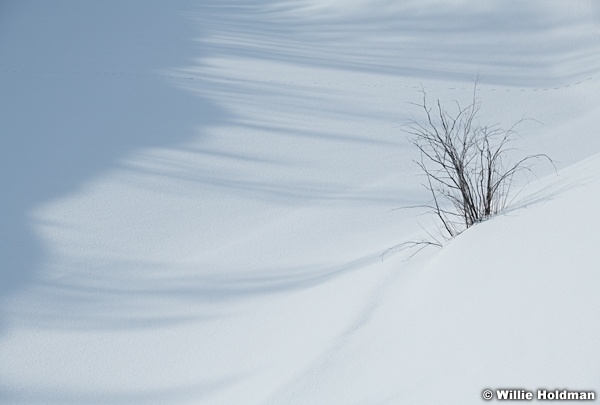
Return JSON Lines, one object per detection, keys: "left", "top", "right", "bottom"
{"left": 400, "top": 83, "right": 553, "bottom": 241}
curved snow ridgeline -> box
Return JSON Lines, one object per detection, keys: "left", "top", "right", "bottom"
{"left": 1, "top": 0, "right": 599, "bottom": 404}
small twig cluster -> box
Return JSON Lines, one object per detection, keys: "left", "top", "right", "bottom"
{"left": 403, "top": 84, "right": 553, "bottom": 239}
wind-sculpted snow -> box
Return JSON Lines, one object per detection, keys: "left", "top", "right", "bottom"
{"left": 1, "top": 0, "right": 599, "bottom": 403}
{"left": 264, "top": 154, "right": 600, "bottom": 404}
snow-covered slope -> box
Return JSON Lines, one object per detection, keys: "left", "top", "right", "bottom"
{"left": 265, "top": 153, "right": 600, "bottom": 404}
{"left": 1, "top": 0, "right": 599, "bottom": 404}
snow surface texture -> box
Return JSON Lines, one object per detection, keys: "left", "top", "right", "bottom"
{"left": 1, "top": 0, "right": 599, "bottom": 403}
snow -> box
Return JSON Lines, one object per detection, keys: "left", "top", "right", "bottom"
{"left": 1, "top": 0, "right": 599, "bottom": 403}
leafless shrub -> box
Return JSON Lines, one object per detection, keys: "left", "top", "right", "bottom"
{"left": 403, "top": 84, "right": 553, "bottom": 240}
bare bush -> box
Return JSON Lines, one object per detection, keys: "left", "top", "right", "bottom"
{"left": 404, "top": 85, "right": 553, "bottom": 239}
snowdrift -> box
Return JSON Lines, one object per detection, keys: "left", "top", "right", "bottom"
{"left": 265, "top": 153, "right": 600, "bottom": 404}
{"left": 1, "top": 0, "right": 599, "bottom": 403}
